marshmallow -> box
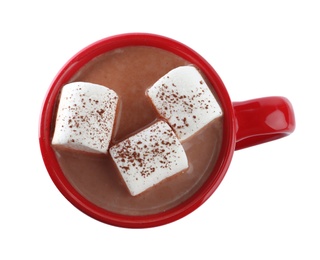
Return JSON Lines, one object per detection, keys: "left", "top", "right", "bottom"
{"left": 109, "top": 121, "right": 188, "bottom": 196}
{"left": 147, "top": 66, "right": 223, "bottom": 141}
{"left": 52, "top": 82, "right": 118, "bottom": 153}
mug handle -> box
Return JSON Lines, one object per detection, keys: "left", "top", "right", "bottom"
{"left": 233, "top": 96, "right": 295, "bottom": 150}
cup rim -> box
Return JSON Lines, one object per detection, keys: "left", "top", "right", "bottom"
{"left": 39, "top": 32, "right": 236, "bottom": 228}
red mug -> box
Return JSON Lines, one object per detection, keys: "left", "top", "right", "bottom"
{"left": 39, "top": 33, "right": 295, "bottom": 228}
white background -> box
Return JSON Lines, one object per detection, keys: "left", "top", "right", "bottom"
{"left": 1, "top": 0, "right": 319, "bottom": 259}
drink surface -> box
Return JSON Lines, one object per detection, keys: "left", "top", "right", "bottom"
{"left": 52, "top": 46, "right": 223, "bottom": 216}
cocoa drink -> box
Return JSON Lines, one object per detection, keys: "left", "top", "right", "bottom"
{"left": 52, "top": 46, "right": 223, "bottom": 216}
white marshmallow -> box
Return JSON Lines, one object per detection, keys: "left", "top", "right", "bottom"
{"left": 147, "top": 66, "right": 223, "bottom": 141}
{"left": 109, "top": 121, "right": 188, "bottom": 196}
{"left": 52, "top": 82, "right": 118, "bottom": 153}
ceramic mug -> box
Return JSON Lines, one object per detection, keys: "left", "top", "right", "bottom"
{"left": 39, "top": 33, "right": 295, "bottom": 228}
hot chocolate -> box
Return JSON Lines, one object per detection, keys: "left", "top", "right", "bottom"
{"left": 52, "top": 46, "right": 223, "bottom": 216}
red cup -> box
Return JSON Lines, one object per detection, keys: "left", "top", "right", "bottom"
{"left": 39, "top": 33, "right": 295, "bottom": 228}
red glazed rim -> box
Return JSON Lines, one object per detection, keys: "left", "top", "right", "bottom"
{"left": 39, "top": 33, "right": 236, "bottom": 228}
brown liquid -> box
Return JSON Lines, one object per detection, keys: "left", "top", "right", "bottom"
{"left": 53, "top": 46, "right": 223, "bottom": 216}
